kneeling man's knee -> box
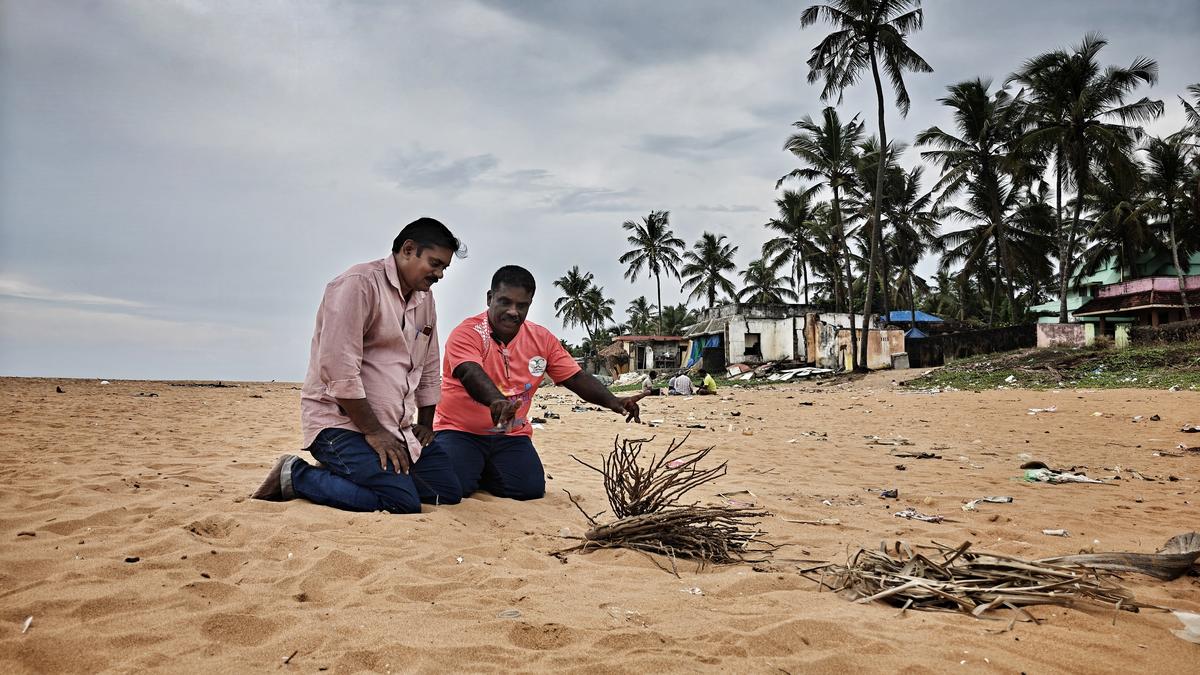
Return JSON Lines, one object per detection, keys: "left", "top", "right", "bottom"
{"left": 381, "top": 493, "right": 422, "bottom": 514}
{"left": 509, "top": 476, "right": 545, "bottom": 501}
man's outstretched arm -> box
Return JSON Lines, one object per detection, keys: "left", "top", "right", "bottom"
{"left": 452, "top": 362, "right": 521, "bottom": 426}
{"left": 560, "top": 371, "right": 644, "bottom": 423}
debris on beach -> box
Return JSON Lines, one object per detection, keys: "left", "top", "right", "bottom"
{"left": 893, "top": 508, "right": 943, "bottom": 523}
{"left": 1172, "top": 611, "right": 1200, "bottom": 644}
{"left": 1022, "top": 468, "right": 1105, "bottom": 484}
{"left": 1042, "top": 529, "right": 1069, "bottom": 537}
{"left": 558, "top": 435, "right": 773, "bottom": 574}
{"left": 1182, "top": 424, "right": 1200, "bottom": 433}
{"left": 865, "top": 435, "right": 913, "bottom": 446}
{"left": 21, "top": 616, "right": 32, "bottom": 634}
{"left": 961, "top": 496, "right": 1013, "bottom": 511}
{"left": 1027, "top": 406, "right": 1057, "bottom": 415}
{"left": 806, "top": 539, "right": 1160, "bottom": 621}
{"left": 55, "top": 386, "right": 64, "bottom": 393}
{"left": 1038, "top": 532, "right": 1200, "bottom": 580}
{"left": 892, "top": 451, "right": 941, "bottom": 459}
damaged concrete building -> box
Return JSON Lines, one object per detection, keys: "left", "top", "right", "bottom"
{"left": 682, "top": 303, "right": 904, "bottom": 372}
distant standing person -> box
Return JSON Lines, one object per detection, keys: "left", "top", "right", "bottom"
{"left": 668, "top": 372, "right": 693, "bottom": 396}
{"left": 430, "top": 265, "right": 644, "bottom": 501}
{"left": 252, "top": 217, "right": 466, "bottom": 513}
{"left": 697, "top": 368, "right": 718, "bottom": 395}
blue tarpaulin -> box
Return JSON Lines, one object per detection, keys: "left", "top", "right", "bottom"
{"left": 686, "top": 335, "right": 721, "bottom": 368}
{"left": 888, "top": 310, "right": 944, "bottom": 323}
{"left": 905, "top": 327, "right": 928, "bottom": 339}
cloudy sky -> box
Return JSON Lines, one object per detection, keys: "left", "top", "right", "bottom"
{"left": 1, "top": 0, "right": 1196, "bottom": 381}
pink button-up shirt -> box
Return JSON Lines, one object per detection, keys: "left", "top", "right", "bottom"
{"left": 300, "top": 255, "right": 441, "bottom": 461}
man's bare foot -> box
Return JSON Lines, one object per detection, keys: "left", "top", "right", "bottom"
{"left": 251, "top": 454, "right": 300, "bottom": 501}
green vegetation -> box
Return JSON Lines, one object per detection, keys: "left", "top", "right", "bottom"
{"left": 910, "top": 344, "right": 1200, "bottom": 390}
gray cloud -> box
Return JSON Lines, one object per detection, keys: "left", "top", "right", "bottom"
{"left": 1, "top": 0, "right": 1196, "bottom": 379}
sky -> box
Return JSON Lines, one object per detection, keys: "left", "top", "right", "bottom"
{"left": 1, "top": 0, "right": 1197, "bottom": 381}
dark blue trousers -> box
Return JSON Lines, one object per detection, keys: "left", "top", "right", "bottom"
{"left": 291, "top": 428, "right": 462, "bottom": 514}
{"left": 428, "top": 430, "right": 545, "bottom": 500}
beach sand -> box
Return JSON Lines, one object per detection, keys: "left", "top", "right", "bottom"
{"left": 1, "top": 374, "right": 1197, "bottom": 673}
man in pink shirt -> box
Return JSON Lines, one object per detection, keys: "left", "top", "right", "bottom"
{"left": 252, "top": 217, "right": 465, "bottom": 513}
{"left": 430, "top": 265, "right": 644, "bottom": 501}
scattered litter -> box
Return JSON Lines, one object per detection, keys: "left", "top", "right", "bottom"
{"left": 1091, "top": 412, "right": 1104, "bottom": 417}
{"left": 1004, "top": 375, "right": 1016, "bottom": 383}
{"left": 682, "top": 587, "right": 704, "bottom": 596}
{"left": 741, "top": 429, "right": 754, "bottom": 436}
{"left": 865, "top": 435, "right": 913, "bottom": 446}
{"left": 544, "top": 411, "right": 560, "bottom": 420}
{"left": 685, "top": 424, "right": 706, "bottom": 429}
{"left": 1022, "top": 468, "right": 1105, "bottom": 484}
{"left": 497, "top": 609, "right": 522, "bottom": 619}
{"left": 531, "top": 417, "right": 547, "bottom": 424}
{"left": 895, "top": 464, "right": 907, "bottom": 471}
{"left": 531, "top": 423, "right": 545, "bottom": 430}
{"left": 892, "top": 451, "right": 941, "bottom": 459}
{"left": 55, "top": 386, "right": 64, "bottom": 393}
{"left": 1132, "top": 415, "right": 1144, "bottom": 423}
{"left": 455, "top": 556, "right": 464, "bottom": 564}
{"left": 962, "top": 496, "right": 1013, "bottom": 511}
{"left": 1027, "top": 406, "right": 1057, "bottom": 415}
{"left": 283, "top": 650, "right": 298, "bottom": 665}
{"left": 1182, "top": 424, "right": 1200, "bottom": 433}
{"left": 873, "top": 488, "right": 898, "bottom": 499}
{"left": 1042, "top": 529, "right": 1069, "bottom": 537}
{"left": 1171, "top": 611, "right": 1200, "bottom": 644}
{"left": 1040, "top": 532, "right": 1200, "bottom": 580}
{"left": 100, "top": 380, "right": 110, "bottom": 385}
{"left": 21, "top": 616, "right": 32, "bottom": 634}
{"left": 782, "top": 518, "right": 840, "bottom": 526}
{"left": 1150, "top": 414, "right": 1161, "bottom": 421}
{"left": 124, "top": 556, "right": 140, "bottom": 563}
{"left": 893, "top": 508, "right": 943, "bottom": 523}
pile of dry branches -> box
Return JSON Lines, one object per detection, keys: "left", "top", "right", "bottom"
{"left": 558, "top": 435, "right": 772, "bottom": 574}
{"left": 806, "top": 540, "right": 1165, "bottom": 625}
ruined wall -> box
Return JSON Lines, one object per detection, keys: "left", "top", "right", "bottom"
{"left": 1036, "top": 323, "right": 1094, "bottom": 348}
{"left": 834, "top": 329, "right": 906, "bottom": 369}
{"left": 907, "top": 325, "right": 1037, "bottom": 367}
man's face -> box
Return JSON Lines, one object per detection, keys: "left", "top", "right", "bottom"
{"left": 394, "top": 241, "right": 453, "bottom": 293}
{"left": 486, "top": 283, "right": 533, "bottom": 342}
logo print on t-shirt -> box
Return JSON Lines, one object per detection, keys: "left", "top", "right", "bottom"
{"left": 528, "top": 356, "right": 547, "bottom": 376}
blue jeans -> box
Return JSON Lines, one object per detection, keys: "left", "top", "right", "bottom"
{"left": 291, "top": 428, "right": 462, "bottom": 514}
{"left": 428, "top": 430, "right": 545, "bottom": 500}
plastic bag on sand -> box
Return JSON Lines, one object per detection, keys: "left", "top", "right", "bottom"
{"left": 1173, "top": 611, "right": 1200, "bottom": 644}
{"left": 1022, "top": 468, "right": 1105, "bottom": 484}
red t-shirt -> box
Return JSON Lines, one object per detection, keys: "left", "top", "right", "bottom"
{"left": 434, "top": 312, "right": 581, "bottom": 437}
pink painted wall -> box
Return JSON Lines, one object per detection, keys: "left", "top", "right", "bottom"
{"left": 1098, "top": 275, "right": 1200, "bottom": 297}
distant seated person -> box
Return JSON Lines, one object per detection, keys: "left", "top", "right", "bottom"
{"left": 668, "top": 372, "right": 693, "bottom": 396}
{"left": 697, "top": 368, "right": 718, "bottom": 395}
{"left": 638, "top": 370, "right": 662, "bottom": 396}
{"left": 427, "top": 265, "right": 645, "bottom": 501}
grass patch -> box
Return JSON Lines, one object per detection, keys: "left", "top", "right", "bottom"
{"left": 910, "top": 342, "right": 1200, "bottom": 390}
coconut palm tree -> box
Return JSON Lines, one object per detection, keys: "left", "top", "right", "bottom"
{"left": 1009, "top": 33, "right": 1163, "bottom": 322}
{"left": 553, "top": 266, "right": 598, "bottom": 345}
{"left": 917, "top": 78, "right": 1033, "bottom": 321}
{"left": 802, "top": 0, "right": 933, "bottom": 369}
{"left": 738, "top": 257, "right": 799, "bottom": 304}
{"left": 1075, "top": 158, "right": 1160, "bottom": 283}
{"left": 778, "top": 106, "right": 865, "bottom": 368}
{"left": 763, "top": 190, "right": 823, "bottom": 305}
{"left": 1145, "top": 135, "right": 1195, "bottom": 319}
{"left": 625, "top": 296, "right": 655, "bottom": 335}
{"left": 680, "top": 232, "right": 739, "bottom": 309}
{"left": 884, "top": 165, "right": 940, "bottom": 324}
{"left": 619, "top": 210, "right": 685, "bottom": 334}
{"left": 659, "top": 304, "right": 698, "bottom": 336}
{"left": 583, "top": 286, "right": 616, "bottom": 337}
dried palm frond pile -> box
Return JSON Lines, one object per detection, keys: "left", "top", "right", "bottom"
{"left": 806, "top": 540, "right": 1167, "bottom": 624}
{"left": 558, "top": 435, "right": 773, "bottom": 574}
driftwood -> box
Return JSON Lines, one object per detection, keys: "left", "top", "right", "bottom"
{"left": 1039, "top": 532, "right": 1200, "bottom": 581}
{"left": 558, "top": 435, "right": 773, "bottom": 574}
{"left": 806, "top": 540, "right": 1165, "bottom": 623}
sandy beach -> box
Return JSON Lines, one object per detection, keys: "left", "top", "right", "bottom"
{"left": 1, "top": 375, "right": 1197, "bottom": 673}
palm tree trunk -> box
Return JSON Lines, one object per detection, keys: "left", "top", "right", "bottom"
{"left": 1167, "top": 201, "right": 1192, "bottom": 320}
{"left": 1055, "top": 152, "right": 1070, "bottom": 323}
{"left": 833, "top": 185, "right": 858, "bottom": 371}
{"left": 655, "top": 272, "right": 663, "bottom": 334}
{"left": 859, "top": 47, "right": 888, "bottom": 371}
{"left": 801, "top": 249, "right": 810, "bottom": 306}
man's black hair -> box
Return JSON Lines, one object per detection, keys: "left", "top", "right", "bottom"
{"left": 698, "top": 368, "right": 708, "bottom": 375}
{"left": 649, "top": 370, "right": 658, "bottom": 378}
{"left": 392, "top": 217, "right": 465, "bottom": 257}
{"left": 490, "top": 265, "right": 536, "bottom": 294}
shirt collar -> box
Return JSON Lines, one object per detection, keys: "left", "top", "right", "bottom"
{"left": 383, "top": 254, "right": 428, "bottom": 307}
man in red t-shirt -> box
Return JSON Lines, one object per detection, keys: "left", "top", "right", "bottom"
{"left": 430, "top": 265, "right": 644, "bottom": 500}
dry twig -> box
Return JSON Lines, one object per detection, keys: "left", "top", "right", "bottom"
{"left": 558, "top": 435, "right": 773, "bottom": 573}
